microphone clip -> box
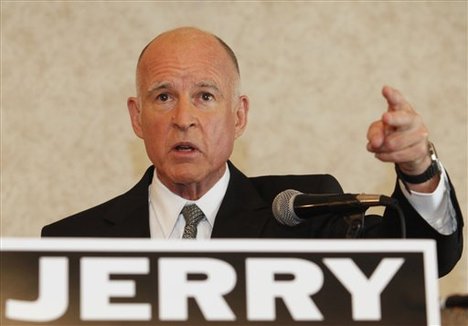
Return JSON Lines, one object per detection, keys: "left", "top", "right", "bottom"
{"left": 344, "top": 213, "right": 365, "bottom": 239}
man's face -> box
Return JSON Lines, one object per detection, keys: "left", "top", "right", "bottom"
{"left": 128, "top": 29, "right": 248, "bottom": 199}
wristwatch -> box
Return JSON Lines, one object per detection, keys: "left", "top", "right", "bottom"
{"left": 395, "top": 142, "right": 442, "bottom": 184}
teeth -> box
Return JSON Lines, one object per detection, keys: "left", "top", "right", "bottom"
{"left": 176, "top": 145, "right": 193, "bottom": 151}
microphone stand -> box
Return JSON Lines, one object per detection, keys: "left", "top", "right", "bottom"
{"left": 344, "top": 213, "right": 365, "bottom": 238}
{"left": 343, "top": 200, "right": 407, "bottom": 239}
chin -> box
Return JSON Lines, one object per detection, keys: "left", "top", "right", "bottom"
{"left": 159, "top": 161, "right": 224, "bottom": 187}
{"left": 170, "top": 169, "right": 205, "bottom": 185}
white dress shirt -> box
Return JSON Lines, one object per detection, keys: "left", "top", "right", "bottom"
{"left": 148, "top": 163, "right": 457, "bottom": 239}
{"left": 148, "top": 165, "right": 230, "bottom": 239}
{"left": 399, "top": 164, "right": 457, "bottom": 235}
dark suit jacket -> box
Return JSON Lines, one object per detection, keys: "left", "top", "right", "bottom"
{"left": 42, "top": 162, "right": 464, "bottom": 277}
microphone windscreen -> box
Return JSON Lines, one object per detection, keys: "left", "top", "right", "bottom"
{"left": 272, "top": 189, "right": 302, "bottom": 226}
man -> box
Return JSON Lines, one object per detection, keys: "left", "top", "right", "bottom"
{"left": 42, "top": 27, "right": 463, "bottom": 277}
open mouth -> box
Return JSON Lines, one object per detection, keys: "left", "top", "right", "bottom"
{"left": 173, "top": 142, "right": 198, "bottom": 153}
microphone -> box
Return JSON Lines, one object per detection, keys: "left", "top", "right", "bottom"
{"left": 272, "top": 189, "right": 396, "bottom": 227}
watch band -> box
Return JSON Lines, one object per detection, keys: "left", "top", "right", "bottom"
{"left": 395, "top": 142, "right": 442, "bottom": 184}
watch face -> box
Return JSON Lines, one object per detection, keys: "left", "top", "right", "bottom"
{"left": 428, "top": 142, "right": 439, "bottom": 161}
{"left": 428, "top": 142, "right": 442, "bottom": 174}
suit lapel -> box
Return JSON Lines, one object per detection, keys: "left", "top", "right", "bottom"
{"left": 102, "top": 167, "right": 154, "bottom": 237}
{"left": 211, "top": 162, "right": 272, "bottom": 238}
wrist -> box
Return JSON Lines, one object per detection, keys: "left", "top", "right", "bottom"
{"left": 395, "top": 142, "right": 442, "bottom": 192}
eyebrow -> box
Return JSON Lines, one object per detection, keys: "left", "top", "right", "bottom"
{"left": 195, "top": 81, "right": 221, "bottom": 93}
{"left": 147, "top": 81, "right": 173, "bottom": 94}
{"left": 147, "top": 80, "right": 222, "bottom": 94}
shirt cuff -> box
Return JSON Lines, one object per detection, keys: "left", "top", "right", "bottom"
{"left": 398, "top": 164, "right": 457, "bottom": 235}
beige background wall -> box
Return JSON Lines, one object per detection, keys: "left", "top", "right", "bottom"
{"left": 2, "top": 1, "right": 466, "bottom": 297}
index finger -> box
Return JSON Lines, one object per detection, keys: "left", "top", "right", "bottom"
{"left": 382, "top": 85, "right": 412, "bottom": 112}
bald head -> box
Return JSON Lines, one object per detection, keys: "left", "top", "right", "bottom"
{"left": 135, "top": 27, "right": 240, "bottom": 98}
{"left": 138, "top": 27, "right": 239, "bottom": 74}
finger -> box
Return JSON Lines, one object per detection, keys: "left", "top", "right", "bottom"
{"left": 379, "top": 127, "right": 428, "bottom": 154}
{"left": 366, "top": 120, "right": 385, "bottom": 151}
{"left": 373, "top": 141, "right": 428, "bottom": 164}
{"left": 382, "top": 110, "right": 419, "bottom": 129}
{"left": 382, "top": 85, "right": 413, "bottom": 112}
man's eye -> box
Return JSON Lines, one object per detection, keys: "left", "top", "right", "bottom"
{"left": 156, "top": 93, "right": 170, "bottom": 102}
{"left": 201, "top": 93, "right": 214, "bottom": 101}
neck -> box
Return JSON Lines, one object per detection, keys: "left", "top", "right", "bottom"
{"left": 157, "top": 165, "right": 227, "bottom": 201}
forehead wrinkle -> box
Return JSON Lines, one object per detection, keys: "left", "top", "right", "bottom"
{"left": 144, "top": 63, "right": 224, "bottom": 87}
{"left": 136, "top": 30, "right": 239, "bottom": 96}
{"left": 137, "top": 50, "right": 239, "bottom": 101}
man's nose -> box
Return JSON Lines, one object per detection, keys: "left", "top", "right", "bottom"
{"left": 172, "top": 98, "right": 197, "bottom": 130}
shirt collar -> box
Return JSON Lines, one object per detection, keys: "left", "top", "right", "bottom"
{"left": 148, "top": 164, "right": 230, "bottom": 238}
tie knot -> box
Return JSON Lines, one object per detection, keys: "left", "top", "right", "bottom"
{"left": 181, "top": 204, "right": 205, "bottom": 239}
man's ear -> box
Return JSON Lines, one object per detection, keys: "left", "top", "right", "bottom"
{"left": 127, "top": 97, "right": 144, "bottom": 139}
{"left": 234, "top": 95, "right": 249, "bottom": 139}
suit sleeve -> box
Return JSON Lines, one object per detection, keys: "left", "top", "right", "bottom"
{"left": 377, "top": 176, "right": 464, "bottom": 277}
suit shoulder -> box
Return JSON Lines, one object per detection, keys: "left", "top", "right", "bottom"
{"left": 41, "top": 167, "right": 154, "bottom": 237}
{"left": 41, "top": 193, "right": 125, "bottom": 237}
